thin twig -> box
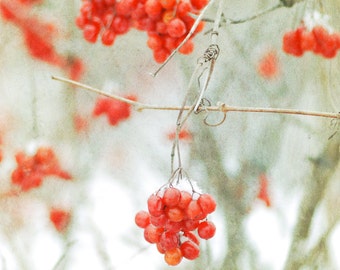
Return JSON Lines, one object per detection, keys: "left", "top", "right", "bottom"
{"left": 52, "top": 75, "right": 340, "bottom": 119}
{"left": 196, "top": 2, "right": 283, "bottom": 35}
{"left": 170, "top": 63, "right": 203, "bottom": 172}
{"left": 226, "top": 3, "right": 283, "bottom": 24}
{"left": 52, "top": 76, "right": 339, "bottom": 116}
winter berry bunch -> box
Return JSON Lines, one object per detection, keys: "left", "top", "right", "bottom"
{"left": 135, "top": 171, "right": 216, "bottom": 266}
{"left": 0, "top": 0, "right": 85, "bottom": 80}
{"left": 282, "top": 12, "right": 340, "bottom": 58}
{"left": 283, "top": 25, "right": 340, "bottom": 58}
{"left": 11, "top": 146, "right": 72, "bottom": 191}
{"left": 75, "top": 0, "right": 207, "bottom": 62}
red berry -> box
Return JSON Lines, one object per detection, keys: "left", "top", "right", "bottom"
{"left": 35, "top": 147, "right": 54, "bottom": 164}
{"left": 153, "top": 48, "right": 170, "bottom": 63}
{"left": 159, "top": 231, "right": 180, "bottom": 251}
{"left": 135, "top": 210, "right": 150, "bottom": 228}
{"left": 177, "top": 1, "right": 192, "bottom": 18}
{"left": 321, "top": 32, "right": 338, "bottom": 58}
{"left": 102, "top": 10, "right": 115, "bottom": 27}
{"left": 164, "top": 248, "right": 183, "bottom": 266}
{"left": 93, "top": 98, "right": 110, "bottom": 116}
{"left": 282, "top": 28, "right": 303, "bottom": 57}
{"left": 145, "top": 0, "right": 163, "bottom": 19}
{"left": 300, "top": 30, "right": 316, "bottom": 51}
{"left": 186, "top": 200, "right": 204, "bottom": 220}
{"left": 312, "top": 26, "right": 330, "bottom": 55}
{"left": 147, "top": 34, "right": 164, "bottom": 50}
{"left": 147, "top": 194, "right": 164, "bottom": 217}
{"left": 190, "top": 0, "right": 208, "bottom": 10}
{"left": 50, "top": 209, "right": 71, "bottom": 232}
{"left": 164, "top": 36, "right": 179, "bottom": 51}
{"left": 0, "top": 2, "right": 17, "bottom": 21}
{"left": 115, "top": 0, "right": 138, "bottom": 16}
{"left": 157, "top": 242, "right": 166, "bottom": 254}
{"left": 257, "top": 50, "right": 279, "bottom": 79}
{"left": 180, "top": 240, "right": 200, "bottom": 260}
{"left": 162, "top": 187, "right": 181, "bottom": 207}
{"left": 160, "top": 0, "right": 176, "bottom": 10}
{"left": 83, "top": 23, "right": 101, "bottom": 43}
{"left": 101, "top": 28, "right": 116, "bottom": 45}
{"left": 197, "top": 221, "right": 216, "bottom": 239}
{"left": 164, "top": 220, "right": 182, "bottom": 233}
{"left": 182, "top": 218, "right": 199, "bottom": 231}
{"left": 177, "top": 191, "right": 192, "bottom": 209}
{"left": 165, "top": 206, "right": 185, "bottom": 222}
{"left": 179, "top": 39, "right": 194, "bottom": 54}
{"left": 167, "top": 18, "right": 187, "bottom": 38}
{"left": 80, "top": 1, "right": 95, "bottom": 17}
{"left": 197, "top": 193, "right": 216, "bottom": 215}
{"left": 75, "top": 15, "right": 88, "bottom": 28}
{"left": 112, "top": 15, "right": 130, "bottom": 35}
{"left": 144, "top": 224, "right": 164, "bottom": 243}
{"left": 150, "top": 213, "right": 167, "bottom": 227}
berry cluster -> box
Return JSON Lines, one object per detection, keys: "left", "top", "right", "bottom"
{"left": 92, "top": 95, "right": 137, "bottom": 126}
{"left": 11, "top": 146, "right": 72, "bottom": 191}
{"left": 135, "top": 185, "right": 216, "bottom": 266}
{"left": 283, "top": 25, "right": 340, "bottom": 58}
{"left": 0, "top": 0, "right": 84, "bottom": 80}
{"left": 75, "top": 0, "right": 207, "bottom": 62}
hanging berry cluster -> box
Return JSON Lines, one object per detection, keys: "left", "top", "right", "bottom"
{"left": 11, "top": 146, "right": 72, "bottom": 191}
{"left": 75, "top": 0, "right": 207, "bottom": 63}
{"left": 92, "top": 95, "right": 137, "bottom": 126}
{"left": 135, "top": 170, "right": 216, "bottom": 266}
{"left": 283, "top": 25, "right": 340, "bottom": 58}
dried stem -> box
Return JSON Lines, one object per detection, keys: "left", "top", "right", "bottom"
{"left": 52, "top": 75, "right": 340, "bottom": 119}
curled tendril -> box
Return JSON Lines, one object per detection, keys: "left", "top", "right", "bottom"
{"left": 198, "top": 44, "right": 220, "bottom": 65}
{"left": 195, "top": 99, "right": 227, "bottom": 127}
{"left": 203, "top": 102, "right": 227, "bottom": 127}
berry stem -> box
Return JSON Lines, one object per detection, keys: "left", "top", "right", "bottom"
{"left": 170, "top": 64, "right": 203, "bottom": 173}
{"left": 52, "top": 75, "right": 340, "bottom": 119}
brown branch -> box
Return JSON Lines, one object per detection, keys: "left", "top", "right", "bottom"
{"left": 52, "top": 76, "right": 340, "bottom": 119}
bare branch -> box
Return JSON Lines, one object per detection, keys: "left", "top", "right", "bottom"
{"left": 52, "top": 75, "right": 340, "bottom": 120}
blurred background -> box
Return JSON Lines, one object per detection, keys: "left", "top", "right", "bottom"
{"left": 0, "top": 0, "right": 339, "bottom": 269}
